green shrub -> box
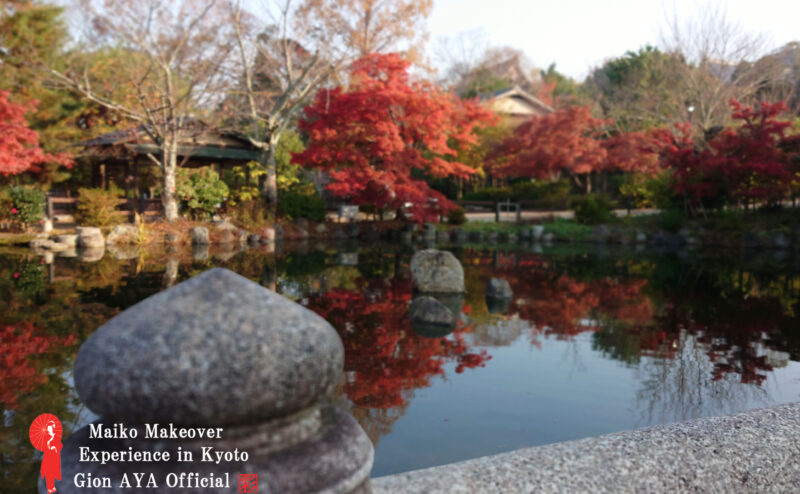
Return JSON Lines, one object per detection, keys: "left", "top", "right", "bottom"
{"left": 278, "top": 187, "right": 326, "bottom": 222}
{"left": 519, "top": 180, "right": 571, "bottom": 208}
{"left": 463, "top": 180, "right": 571, "bottom": 209}
{"left": 658, "top": 208, "right": 685, "bottom": 232}
{"left": 229, "top": 199, "right": 275, "bottom": 230}
{"left": 710, "top": 209, "right": 745, "bottom": 233}
{"left": 76, "top": 187, "right": 124, "bottom": 227}
{"left": 618, "top": 171, "right": 679, "bottom": 210}
{"left": 429, "top": 177, "right": 459, "bottom": 200}
{"left": 9, "top": 186, "right": 46, "bottom": 228}
{"left": 462, "top": 186, "right": 513, "bottom": 202}
{"left": 447, "top": 207, "right": 467, "bottom": 225}
{"left": 14, "top": 262, "right": 47, "bottom": 296}
{"left": 570, "top": 195, "right": 615, "bottom": 225}
{"left": 176, "top": 167, "right": 229, "bottom": 218}
{"left": 0, "top": 188, "right": 13, "bottom": 221}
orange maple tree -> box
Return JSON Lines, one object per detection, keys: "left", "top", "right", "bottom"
{"left": 294, "top": 53, "right": 497, "bottom": 222}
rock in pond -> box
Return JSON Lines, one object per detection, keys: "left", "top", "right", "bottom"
{"left": 486, "top": 277, "right": 513, "bottom": 299}
{"left": 76, "top": 226, "right": 105, "bottom": 249}
{"left": 106, "top": 224, "right": 138, "bottom": 245}
{"left": 55, "top": 234, "right": 78, "bottom": 247}
{"left": 410, "top": 249, "right": 465, "bottom": 293}
{"left": 78, "top": 246, "right": 105, "bottom": 262}
{"left": 409, "top": 296, "right": 457, "bottom": 338}
{"left": 190, "top": 226, "right": 210, "bottom": 245}
{"left": 486, "top": 277, "right": 513, "bottom": 314}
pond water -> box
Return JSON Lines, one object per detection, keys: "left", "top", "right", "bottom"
{"left": 2, "top": 241, "right": 800, "bottom": 491}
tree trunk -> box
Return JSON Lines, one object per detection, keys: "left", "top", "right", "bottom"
{"left": 163, "top": 259, "right": 179, "bottom": 289}
{"left": 161, "top": 140, "right": 179, "bottom": 222}
{"left": 260, "top": 133, "right": 281, "bottom": 218}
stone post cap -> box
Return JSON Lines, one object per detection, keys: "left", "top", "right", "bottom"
{"left": 74, "top": 268, "right": 344, "bottom": 426}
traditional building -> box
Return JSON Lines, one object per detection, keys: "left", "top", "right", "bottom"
{"left": 78, "top": 123, "right": 261, "bottom": 198}
{"left": 480, "top": 85, "right": 553, "bottom": 124}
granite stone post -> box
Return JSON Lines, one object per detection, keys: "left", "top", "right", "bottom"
{"left": 46, "top": 268, "right": 373, "bottom": 494}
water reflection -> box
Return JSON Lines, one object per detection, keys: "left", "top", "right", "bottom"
{"left": 0, "top": 243, "right": 799, "bottom": 488}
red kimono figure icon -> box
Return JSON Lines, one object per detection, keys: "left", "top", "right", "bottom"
{"left": 30, "top": 414, "right": 62, "bottom": 493}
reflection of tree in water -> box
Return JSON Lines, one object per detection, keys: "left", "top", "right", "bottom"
{"left": 351, "top": 399, "right": 413, "bottom": 445}
{"left": 460, "top": 248, "right": 800, "bottom": 423}
{"left": 0, "top": 323, "right": 76, "bottom": 409}
{"left": 633, "top": 330, "right": 771, "bottom": 425}
{"left": 305, "top": 275, "right": 491, "bottom": 446}
{"left": 0, "top": 323, "right": 80, "bottom": 493}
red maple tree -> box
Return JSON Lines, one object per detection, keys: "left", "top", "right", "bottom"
{"left": 293, "top": 53, "right": 497, "bottom": 222}
{"left": 0, "top": 90, "right": 72, "bottom": 176}
{"left": 655, "top": 99, "right": 795, "bottom": 209}
{"left": 490, "top": 106, "right": 662, "bottom": 191}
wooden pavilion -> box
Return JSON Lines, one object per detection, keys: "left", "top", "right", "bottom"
{"left": 78, "top": 123, "right": 262, "bottom": 199}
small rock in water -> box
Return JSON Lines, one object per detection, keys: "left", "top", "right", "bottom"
{"left": 486, "top": 277, "right": 513, "bottom": 299}
{"left": 409, "top": 296, "right": 457, "bottom": 337}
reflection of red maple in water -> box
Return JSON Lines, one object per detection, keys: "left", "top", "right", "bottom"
{"left": 305, "top": 278, "right": 491, "bottom": 410}
{"left": 465, "top": 249, "right": 791, "bottom": 386}
{"left": 0, "top": 323, "right": 77, "bottom": 409}
{"left": 501, "top": 271, "right": 655, "bottom": 338}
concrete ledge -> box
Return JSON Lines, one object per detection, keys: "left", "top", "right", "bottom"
{"left": 372, "top": 403, "right": 800, "bottom": 493}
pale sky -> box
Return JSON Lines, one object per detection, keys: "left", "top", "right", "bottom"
{"left": 428, "top": 0, "right": 800, "bottom": 81}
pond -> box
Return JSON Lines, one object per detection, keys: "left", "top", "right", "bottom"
{"left": 1, "top": 241, "right": 799, "bottom": 491}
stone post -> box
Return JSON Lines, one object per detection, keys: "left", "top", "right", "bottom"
{"left": 46, "top": 268, "right": 373, "bottom": 493}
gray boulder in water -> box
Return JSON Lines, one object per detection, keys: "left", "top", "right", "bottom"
{"left": 410, "top": 249, "right": 464, "bottom": 293}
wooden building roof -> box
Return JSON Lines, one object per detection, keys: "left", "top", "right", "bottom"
{"left": 79, "top": 123, "right": 262, "bottom": 165}
{"left": 480, "top": 85, "right": 554, "bottom": 122}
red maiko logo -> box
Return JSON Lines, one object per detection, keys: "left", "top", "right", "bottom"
{"left": 30, "top": 414, "right": 62, "bottom": 493}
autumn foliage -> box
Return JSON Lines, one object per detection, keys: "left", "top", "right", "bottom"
{"left": 294, "top": 53, "right": 497, "bottom": 222}
{"left": 0, "top": 90, "right": 72, "bottom": 176}
{"left": 304, "top": 276, "right": 490, "bottom": 410}
{"left": 654, "top": 99, "right": 797, "bottom": 209}
{"left": 490, "top": 106, "right": 660, "bottom": 191}
{"left": 0, "top": 322, "right": 76, "bottom": 409}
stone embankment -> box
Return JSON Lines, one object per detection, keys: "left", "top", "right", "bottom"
{"left": 373, "top": 402, "right": 800, "bottom": 493}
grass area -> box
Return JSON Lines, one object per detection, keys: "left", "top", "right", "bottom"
{"left": 542, "top": 218, "right": 592, "bottom": 240}
{"left": 454, "top": 222, "right": 526, "bottom": 234}
{"left": 0, "top": 233, "right": 34, "bottom": 246}
{"left": 438, "top": 218, "right": 594, "bottom": 240}
{"left": 446, "top": 207, "right": 799, "bottom": 242}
